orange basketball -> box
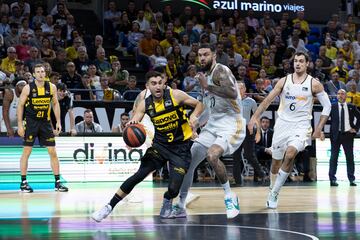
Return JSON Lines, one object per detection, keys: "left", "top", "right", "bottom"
{"left": 123, "top": 124, "right": 147, "bottom": 147}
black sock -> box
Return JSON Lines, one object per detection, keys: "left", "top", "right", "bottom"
{"left": 54, "top": 175, "right": 60, "bottom": 182}
{"left": 109, "top": 193, "right": 122, "bottom": 209}
{"left": 21, "top": 175, "right": 27, "bottom": 182}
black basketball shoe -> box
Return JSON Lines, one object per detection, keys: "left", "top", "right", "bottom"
{"left": 20, "top": 181, "right": 34, "bottom": 193}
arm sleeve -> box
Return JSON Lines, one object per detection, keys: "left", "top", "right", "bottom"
{"left": 316, "top": 91, "right": 331, "bottom": 116}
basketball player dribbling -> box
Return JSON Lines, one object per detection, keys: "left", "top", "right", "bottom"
{"left": 91, "top": 71, "right": 204, "bottom": 221}
{"left": 173, "top": 43, "right": 246, "bottom": 219}
{"left": 248, "top": 52, "right": 332, "bottom": 209}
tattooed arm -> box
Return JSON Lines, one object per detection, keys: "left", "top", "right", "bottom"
{"left": 197, "top": 64, "right": 238, "bottom": 99}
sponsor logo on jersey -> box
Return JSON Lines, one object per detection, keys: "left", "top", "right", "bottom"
{"left": 302, "top": 87, "right": 308, "bottom": 91}
{"left": 32, "top": 98, "right": 51, "bottom": 105}
{"left": 152, "top": 111, "right": 179, "bottom": 126}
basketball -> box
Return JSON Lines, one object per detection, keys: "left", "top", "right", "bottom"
{"left": 123, "top": 124, "right": 147, "bottom": 147}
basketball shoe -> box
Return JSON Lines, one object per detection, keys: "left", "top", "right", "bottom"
{"left": 92, "top": 204, "right": 112, "bottom": 222}
{"left": 20, "top": 180, "right": 33, "bottom": 193}
{"left": 160, "top": 198, "right": 174, "bottom": 219}
{"left": 266, "top": 191, "right": 278, "bottom": 209}
{"left": 55, "top": 180, "right": 68, "bottom": 192}
{"left": 170, "top": 204, "right": 187, "bottom": 218}
{"left": 185, "top": 192, "right": 200, "bottom": 207}
{"left": 224, "top": 192, "right": 240, "bottom": 219}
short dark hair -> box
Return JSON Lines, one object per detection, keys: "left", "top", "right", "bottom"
{"left": 294, "top": 51, "right": 310, "bottom": 62}
{"left": 260, "top": 116, "right": 270, "bottom": 121}
{"left": 199, "top": 43, "right": 215, "bottom": 52}
{"left": 84, "top": 109, "right": 93, "bottom": 115}
{"left": 145, "top": 71, "right": 162, "bottom": 82}
{"left": 121, "top": 112, "right": 129, "bottom": 118}
{"left": 56, "top": 82, "right": 67, "bottom": 91}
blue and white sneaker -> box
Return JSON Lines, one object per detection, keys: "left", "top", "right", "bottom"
{"left": 266, "top": 191, "right": 278, "bottom": 209}
{"left": 171, "top": 204, "right": 187, "bottom": 218}
{"left": 224, "top": 193, "right": 240, "bottom": 219}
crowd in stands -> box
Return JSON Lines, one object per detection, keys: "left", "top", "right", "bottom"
{"left": 0, "top": 0, "right": 358, "bottom": 183}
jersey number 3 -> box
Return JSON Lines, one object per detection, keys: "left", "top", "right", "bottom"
{"left": 167, "top": 133, "right": 174, "bottom": 142}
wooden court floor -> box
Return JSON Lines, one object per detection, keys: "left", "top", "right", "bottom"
{"left": 0, "top": 181, "right": 359, "bottom": 239}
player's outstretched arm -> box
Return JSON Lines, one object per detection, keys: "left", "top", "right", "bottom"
{"left": 312, "top": 78, "right": 331, "bottom": 139}
{"left": 128, "top": 98, "right": 146, "bottom": 125}
{"left": 198, "top": 64, "right": 238, "bottom": 99}
{"left": 248, "top": 77, "right": 285, "bottom": 134}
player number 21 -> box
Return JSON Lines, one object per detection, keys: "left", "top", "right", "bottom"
{"left": 37, "top": 111, "right": 45, "bottom": 118}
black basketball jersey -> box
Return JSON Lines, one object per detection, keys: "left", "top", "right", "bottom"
{"left": 25, "top": 81, "right": 52, "bottom": 121}
{"left": 145, "top": 88, "right": 192, "bottom": 144}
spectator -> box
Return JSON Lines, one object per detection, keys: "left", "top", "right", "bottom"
{"left": 41, "top": 15, "right": 54, "bottom": 37}
{"left": 51, "top": 48, "right": 68, "bottom": 74}
{"left": 0, "top": 15, "right": 10, "bottom": 37}
{"left": 352, "top": 32, "right": 360, "bottom": 62}
{"left": 339, "top": 40, "right": 354, "bottom": 66}
{"left": 52, "top": 2, "right": 67, "bottom": 27}
{"left": 253, "top": 78, "right": 269, "bottom": 102}
{"left": 325, "top": 72, "right": 347, "bottom": 97}
{"left": 124, "top": 0, "right": 137, "bottom": 23}
{"left": 126, "top": 22, "right": 143, "bottom": 56}
{"left": 134, "top": 10, "right": 150, "bottom": 32}
{"left": 87, "top": 35, "right": 103, "bottom": 61}
{"left": 311, "top": 58, "right": 327, "bottom": 84}
{"left": 179, "top": 34, "right": 191, "bottom": 59}
{"left": 237, "top": 65, "right": 253, "bottom": 93}
{"left": 74, "top": 73, "right": 96, "bottom": 101}
{"left": 1, "top": 46, "right": 17, "bottom": 76}
{"left": 100, "top": 74, "right": 119, "bottom": 101}
{"left": 40, "top": 37, "right": 56, "bottom": 62}
{"left": 49, "top": 71, "right": 60, "bottom": 85}
{"left": 4, "top": 23, "right": 19, "bottom": 48}
{"left": 50, "top": 0, "right": 70, "bottom": 16}
{"left": 183, "top": 64, "right": 200, "bottom": 93}
{"left": 10, "top": 0, "right": 30, "bottom": 18}
{"left": 330, "top": 57, "right": 349, "bottom": 83}
{"left": 28, "top": 27, "right": 43, "bottom": 50}
{"left": 74, "top": 46, "right": 90, "bottom": 75}
{"left": 62, "top": 61, "right": 81, "bottom": 89}
{"left": 9, "top": 6, "right": 23, "bottom": 25}
{"left": 12, "top": 59, "right": 25, "bottom": 83}
{"left": 150, "top": 44, "right": 167, "bottom": 69}
{"left": 75, "top": 109, "right": 103, "bottom": 133}
{"left": 87, "top": 64, "right": 102, "bottom": 100}
{"left": 112, "top": 112, "right": 130, "bottom": 133}
{"left": 50, "top": 83, "right": 76, "bottom": 135}
{"left": 115, "top": 13, "right": 131, "bottom": 52}
{"left": 160, "top": 29, "right": 176, "bottom": 54}
{"left": 215, "top": 42, "right": 229, "bottom": 66}
{"left": 93, "top": 47, "right": 111, "bottom": 73}
{"left": 165, "top": 54, "right": 181, "bottom": 89}
{"left": 346, "top": 82, "right": 360, "bottom": 107}
{"left": 318, "top": 45, "right": 334, "bottom": 75}
{"left": 103, "top": 1, "right": 121, "bottom": 42}
{"left": 255, "top": 116, "right": 273, "bottom": 173}
{"left": 327, "top": 89, "right": 360, "bottom": 187}
{"left": 324, "top": 37, "right": 338, "bottom": 60}
{"left": 15, "top": 32, "right": 31, "bottom": 61}
{"left": 292, "top": 11, "right": 310, "bottom": 33}
{"left": 0, "top": 1, "right": 9, "bottom": 16}
{"left": 31, "top": 6, "right": 46, "bottom": 28}
{"left": 137, "top": 29, "right": 158, "bottom": 69}
{"left": 122, "top": 75, "right": 140, "bottom": 101}
{"left": 245, "top": 9, "right": 259, "bottom": 32}
{"left": 52, "top": 24, "right": 66, "bottom": 51}
{"left": 179, "top": 20, "right": 199, "bottom": 44}
{"left": 24, "top": 47, "right": 43, "bottom": 72}
{"left": 65, "top": 36, "right": 83, "bottom": 62}
{"left": 62, "top": 14, "right": 77, "bottom": 45}
{"left": 108, "top": 58, "right": 129, "bottom": 94}
{"left": 18, "top": 17, "right": 33, "bottom": 38}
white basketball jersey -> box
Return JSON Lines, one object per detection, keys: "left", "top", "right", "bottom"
{"left": 1, "top": 89, "right": 19, "bottom": 131}
{"left": 202, "top": 63, "right": 243, "bottom": 119}
{"left": 277, "top": 74, "right": 314, "bottom": 122}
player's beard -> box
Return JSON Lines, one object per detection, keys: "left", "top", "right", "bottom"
{"left": 200, "top": 59, "right": 213, "bottom": 72}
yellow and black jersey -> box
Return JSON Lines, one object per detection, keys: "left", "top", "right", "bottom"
{"left": 25, "top": 81, "right": 53, "bottom": 121}
{"left": 145, "top": 88, "right": 192, "bottom": 144}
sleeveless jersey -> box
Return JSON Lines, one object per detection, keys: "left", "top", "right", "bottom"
{"left": 145, "top": 88, "right": 192, "bottom": 144}
{"left": 277, "top": 74, "right": 314, "bottom": 122}
{"left": 25, "top": 81, "right": 52, "bottom": 120}
{"left": 0, "top": 89, "right": 19, "bottom": 131}
{"left": 202, "top": 63, "right": 243, "bottom": 119}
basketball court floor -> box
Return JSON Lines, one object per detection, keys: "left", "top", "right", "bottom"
{"left": 0, "top": 181, "right": 359, "bottom": 239}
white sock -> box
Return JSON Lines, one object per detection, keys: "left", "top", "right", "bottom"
{"left": 222, "top": 181, "right": 232, "bottom": 197}
{"left": 270, "top": 173, "right": 277, "bottom": 189}
{"left": 178, "top": 196, "right": 186, "bottom": 209}
{"left": 271, "top": 169, "right": 289, "bottom": 195}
